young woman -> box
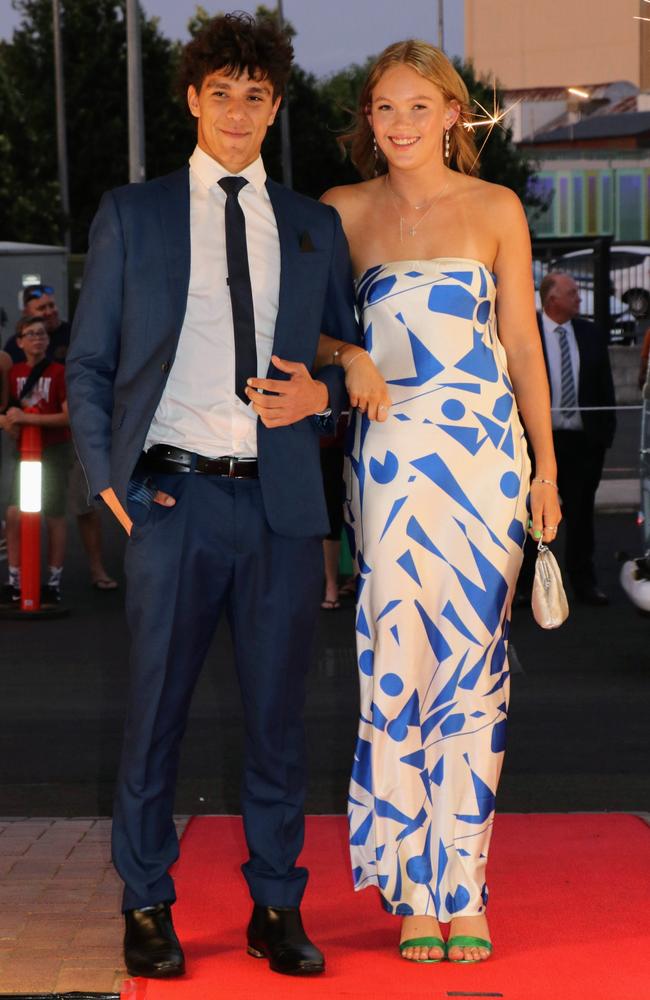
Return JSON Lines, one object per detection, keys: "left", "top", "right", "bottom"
{"left": 317, "top": 41, "right": 561, "bottom": 964}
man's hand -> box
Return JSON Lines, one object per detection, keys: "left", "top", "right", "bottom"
{"left": 245, "top": 355, "right": 329, "bottom": 428}
{"left": 100, "top": 486, "right": 175, "bottom": 536}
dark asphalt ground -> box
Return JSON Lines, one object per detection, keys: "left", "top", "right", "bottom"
{"left": 1, "top": 498, "right": 648, "bottom": 817}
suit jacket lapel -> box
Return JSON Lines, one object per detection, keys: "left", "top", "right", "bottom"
{"left": 157, "top": 166, "right": 191, "bottom": 343}
{"left": 572, "top": 318, "right": 589, "bottom": 405}
{"left": 265, "top": 178, "right": 319, "bottom": 369}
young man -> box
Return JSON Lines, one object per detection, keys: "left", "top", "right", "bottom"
{"left": 0, "top": 317, "right": 72, "bottom": 603}
{"left": 66, "top": 12, "right": 359, "bottom": 980}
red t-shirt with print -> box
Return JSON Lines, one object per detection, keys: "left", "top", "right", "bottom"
{"left": 9, "top": 362, "right": 71, "bottom": 447}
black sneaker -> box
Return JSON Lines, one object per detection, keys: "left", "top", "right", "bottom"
{"left": 1, "top": 584, "right": 20, "bottom": 604}
{"left": 41, "top": 584, "right": 62, "bottom": 605}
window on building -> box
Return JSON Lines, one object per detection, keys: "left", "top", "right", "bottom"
{"left": 527, "top": 174, "right": 555, "bottom": 236}
{"left": 617, "top": 172, "right": 643, "bottom": 240}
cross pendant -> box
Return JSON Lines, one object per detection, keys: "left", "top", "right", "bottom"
{"left": 407, "top": 226, "right": 417, "bottom": 237}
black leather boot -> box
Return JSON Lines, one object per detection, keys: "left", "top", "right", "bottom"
{"left": 124, "top": 901, "right": 185, "bottom": 978}
{"left": 247, "top": 904, "right": 325, "bottom": 975}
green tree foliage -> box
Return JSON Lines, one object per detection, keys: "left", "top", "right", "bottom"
{"left": 0, "top": 0, "right": 193, "bottom": 250}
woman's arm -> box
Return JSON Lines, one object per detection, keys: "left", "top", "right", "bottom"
{"left": 314, "top": 333, "right": 391, "bottom": 421}
{"left": 492, "top": 189, "right": 561, "bottom": 542}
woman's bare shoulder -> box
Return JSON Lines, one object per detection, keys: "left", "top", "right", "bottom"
{"left": 460, "top": 175, "right": 524, "bottom": 215}
{"left": 321, "top": 177, "right": 383, "bottom": 216}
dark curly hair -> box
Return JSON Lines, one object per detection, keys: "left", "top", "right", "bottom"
{"left": 178, "top": 11, "right": 294, "bottom": 102}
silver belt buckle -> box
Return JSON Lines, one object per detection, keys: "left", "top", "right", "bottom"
{"left": 228, "top": 456, "right": 236, "bottom": 478}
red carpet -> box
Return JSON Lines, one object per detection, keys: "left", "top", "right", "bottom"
{"left": 121, "top": 814, "right": 650, "bottom": 1000}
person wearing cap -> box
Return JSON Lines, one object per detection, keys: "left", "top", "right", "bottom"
{"left": 3, "top": 285, "right": 70, "bottom": 364}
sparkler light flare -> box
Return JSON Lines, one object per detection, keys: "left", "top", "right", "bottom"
{"left": 460, "top": 79, "right": 520, "bottom": 170}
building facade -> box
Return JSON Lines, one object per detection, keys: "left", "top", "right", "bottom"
{"left": 465, "top": 0, "right": 650, "bottom": 91}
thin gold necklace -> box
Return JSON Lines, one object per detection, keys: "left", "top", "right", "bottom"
{"left": 385, "top": 175, "right": 450, "bottom": 242}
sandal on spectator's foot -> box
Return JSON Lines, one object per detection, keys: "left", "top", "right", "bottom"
{"left": 93, "top": 577, "right": 118, "bottom": 591}
{"left": 446, "top": 935, "right": 492, "bottom": 963}
{"left": 320, "top": 598, "right": 340, "bottom": 610}
{"left": 399, "top": 937, "right": 446, "bottom": 963}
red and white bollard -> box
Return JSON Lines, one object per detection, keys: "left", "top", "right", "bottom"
{"left": 18, "top": 412, "right": 42, "bottom": 613}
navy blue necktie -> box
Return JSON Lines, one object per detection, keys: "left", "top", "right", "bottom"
{"left": 218, "top": 176, "right": 257, "bottom": 403}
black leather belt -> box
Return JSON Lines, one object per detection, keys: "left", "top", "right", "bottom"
{"left": 143, "top": 444, "right": 258, "bottom": 479}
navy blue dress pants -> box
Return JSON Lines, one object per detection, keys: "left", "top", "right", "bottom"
{"left": 112, "top": 471, "right": 323, "bottom": 912}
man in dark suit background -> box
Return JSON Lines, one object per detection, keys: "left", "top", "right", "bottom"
{"left": 66, "top": 13, "right": 361, "bottom": 980}
{"left": 520, "top": 271, "right": 616, "bottom": 605}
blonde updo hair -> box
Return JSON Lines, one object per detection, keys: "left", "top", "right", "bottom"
{"left": 346, "top": 39, "right": 478, "bottom": 179}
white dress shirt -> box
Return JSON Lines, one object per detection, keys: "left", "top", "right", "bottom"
{"left": 145, "top": 145, "right": 281, "bottom": 458}
{"left": 541, "top": 311, "right": 583, "bottom": 432}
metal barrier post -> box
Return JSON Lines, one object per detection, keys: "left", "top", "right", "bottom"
{"left": 592, "top": 236, "right": 613, "bottom": 338}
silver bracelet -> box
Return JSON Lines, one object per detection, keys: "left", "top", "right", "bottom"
{"left": 334, "top": 348, "right": 368, "bottom": 372}
{"left": 532, "top": 477, "right": 558, "bottom": 490}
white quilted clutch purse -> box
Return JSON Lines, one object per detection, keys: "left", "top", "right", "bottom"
{"left": 531, "top": 542, "right": 569, "bottom": 629}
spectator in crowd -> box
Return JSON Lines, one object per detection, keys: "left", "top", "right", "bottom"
{"left": 519, "top": 271, "right": 616, "bottom": 605}
{"left": 2, "top": 284, "right": 117, "bottom": 591}
{"left": 3, "top": 285, "right": 70, "bottom": 364}
{"left": 0, "top": 348, "right": 10, "bottom": 556}
{"left": 0, "top": 317, "right": 72, "bottom": 603}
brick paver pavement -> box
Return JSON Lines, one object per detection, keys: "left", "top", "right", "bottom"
{"left": 0, "top": 817, "right": 187, "bottom": 995}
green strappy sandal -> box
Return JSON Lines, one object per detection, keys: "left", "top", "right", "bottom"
{"left": 399, "top": 936, "right": 447, "bottom": 963}
{"left": 446, "top": 935, "right": 492, "bottom": 963}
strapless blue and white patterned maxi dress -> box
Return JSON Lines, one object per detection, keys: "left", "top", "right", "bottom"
{"left": 345, "top": 259, "right": 530, "bottom": 921}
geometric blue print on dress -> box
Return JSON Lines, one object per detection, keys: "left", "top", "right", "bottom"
{"left": 346, "top": 259, "right": 530, "bottom": 923}
{"left": 367, "top": 274, "right": 397, "bottom": 304}
{"left": 386, "top": 689, "right": 421, "bottom": 743}
{"left": 475, "top": 412, "right": 505, "bottom": 447}
{"left": 387, "top": 326, "right": 444, "bottom": 387}
{"left": 507, "top": 518, "right": 526, "bottom": 548}
{"left": 454, "top": 765, "right": 496, "bottom": 824}
{"left": 492, "top": 392, "right": 513, "bottom": 421}
{"left": 475, "top": 299, "right": 491, "bottom": 324}
{"left": 439, "top": 423, "right": 486, "bottom": 455}
{"left": 455, "top": 329, "right": 499, "bottom": 382}
{"left": 370, "top": 450, "right": 399, "bottom": 484}
{"left": 377, "top": 598, "right": 402, "bottom": 621}
{"left": 449, "top": 526, "right": 509, "bottom": 634}
{"left": 428, "top": 283, "right": 476, "bottom": 320}
{"left": 356, "top": 264, "right": 383, "bottom": 305}
{"left": 380, "top": 497, "right": 408, "bottom": 540}
{"left": 397, "top": 549, "right": 422, "bottom": 586}
{"left": 414, "top": 599, "right": 452, "bottom": 663}
{"left": 442, "top": 398, "right": 465, "bottom": 420}
{"left": 441, "top": 601, "right": 480, "bottom": 644}
{"left": 500, "top": 425, "right": 514, "bottom": 458}
{"left": 410, "top": 452, "right": 506, "bottom": 551}
{"left": 441, "top": 270, "right": 474, "bottom": 286}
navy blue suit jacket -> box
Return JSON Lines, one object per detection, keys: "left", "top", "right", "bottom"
{"left": 66, "top": 166, "right": 361, "bottom": 537}
{"left": 536, "top": 313, "right": 616, "bottom": 450}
